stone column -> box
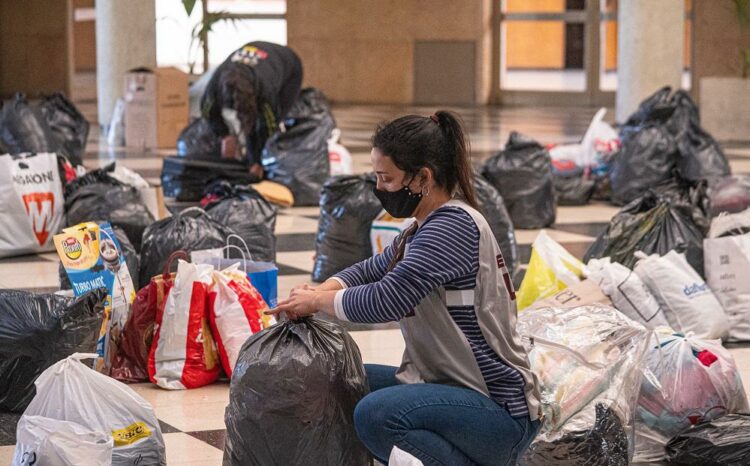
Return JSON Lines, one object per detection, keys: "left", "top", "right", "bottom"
{"left": 96, "top": 0, "right": 156, "bottom": 128}
{"left": 616, "top": 0, "right": 684, "bottom": 122}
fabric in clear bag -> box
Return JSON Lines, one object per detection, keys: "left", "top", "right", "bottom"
{"left": 22, "top": 353, "right": 165, "bottom": 465}
{"left": 517, "top": 305, "right": 650, "bottom": 465}
{"left": 634, "top": 331, "right": 749, "bottom": 462}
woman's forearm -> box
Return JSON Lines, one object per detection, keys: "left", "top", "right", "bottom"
{"left": 314, "top": 278, "right": 344, "bottom": 292}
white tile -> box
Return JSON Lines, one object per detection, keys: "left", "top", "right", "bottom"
{"left": 279, "top": 206, "right": 320, "bottom": 217}
{"left": 275, "top": 251, "right": 316, "bottom": 273}
{"left": 156, "top": 400, "right": 229, "bottom": 432}
{"left": 278, "top": 274, "right": 312, "bottom": 299}
{"left": 0, "top": 445, "right": 16, "bottom": 465}
{"left": 0, "top": 261, "right": 60, "bottom": 289}
{"left": 729, "top": 159, "right": 750, "bottom": 173}
{"left": 725, "top": 147, "right": 750, "bottom": 158}
{"left": 274, "top": 215, "right": 319, "bottom": 234}
{"left": 129, "top": 382, "right": 229, "bottom": 409}
{"left": 514, "top": 228, "right": 594, "bottom": 246}
{"left": 554, "top": 203, "right": 620, "bottom": 224}
{"left": 350, "top": 329, "right": 405, "bottom": 366}
{"left": 164, "top": 433, "right": 223, "bottom": 465}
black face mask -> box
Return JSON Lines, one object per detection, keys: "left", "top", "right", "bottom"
{"left": 373, "top": 179, "right": 423, "bottom": 218}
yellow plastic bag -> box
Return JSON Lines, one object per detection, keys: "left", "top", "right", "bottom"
{"left": 517, "top": 230, "right": 586, "bottom": 310}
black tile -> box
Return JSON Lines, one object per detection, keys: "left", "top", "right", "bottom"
{"left": 552, "top": 222, "right": 609, "bottom": 238}
{"left": 276, "top": 263, "right": 311, "bottom": 276}
{"left": 159, "top": 420, "right": 181, "bottom": 434}
{"left": 186, "top": 429, "right": 226, "bottom": 451}
{"left": 276, "top": 233, "right": 316, "bottom": 252}
{"left": 0, "top": 412, "right": 22, "bottom": 446}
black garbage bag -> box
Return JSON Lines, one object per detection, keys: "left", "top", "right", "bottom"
{"left": 623, "top": 86, "right": 673, "bottom": 128}
{"left": 224, "top": 317, "right": 370, "bottom": 466}
{"left": 313, "top": 174, "right": 383, "bottom": 282}
{"left": 710, "top": 175, "right": 750, "bottom": 215}
{"left": 65, "top": 164, "right": 155, "bottom": 252}
{"left": 554, "top": 173, "right": 596, "bottom": 206}
{"left": 665, "top": 414, "right": 750, "bottom": 465}
{"left": 521, "top": 404, "right": 629, "bottom": 466}
{"left": 584, "top": 183, "right": 708, "bottom": 276}
{"left": 0, "top": 93, "right": 58, "bottom": 155}
{"left": 203, "top": 181, "right": 278, "bottom": 263}
{"left": 473, "top": 173, "right": 519, "bottom": 276}
{"left": 262, "top": 88, "right": 334, "bottom": 206}
{"left": 0, "top": 288, "right": 105, "bottom": 413}
{"left": 161, "top": 156, "right": 257, "bottom": 202}
{"left": 481, "top": 132, "right": 556, "bottom": 229}
{"left": 38, "top": 92, "right": 89, "bottom": 166}
{"left": 59, "top": 226, "right": 139, "bottom": 292}
{"left": 139, "top": 207, "right": 236, "bottom": 288}
{"left": 176, "top": 117, "right": 221, "bottom": 159}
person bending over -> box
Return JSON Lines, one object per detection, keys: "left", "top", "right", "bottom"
{"left": 268, "top": 111, "right": 542, "bottom": 466}
{"left": 201, "top": 41, "right": 302, "bottom": 179}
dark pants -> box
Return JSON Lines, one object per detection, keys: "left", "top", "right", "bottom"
{"left": 354, "top": 364, "right": 540, "bottom": 466}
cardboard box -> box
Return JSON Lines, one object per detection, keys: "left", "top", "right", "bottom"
{"left": 124, "top": 67, "right": 189, "bottom": 149}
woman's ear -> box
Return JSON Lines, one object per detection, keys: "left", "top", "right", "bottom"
{"left": 419, "top": 167, "right": 435, "bottom": 188}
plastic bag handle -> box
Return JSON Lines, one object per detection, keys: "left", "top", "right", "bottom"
{"left": 177, "top": 206, "right": 209, "bottom": 219}
{"left": 163, "top": 250, "right": 189, "bottom": 280}
{"left": 57, "top": 353, "right": 99, "bottom": 373}
{"left": 226, "top": 234, "right": 253, "bottom": 261}
{"left": 221, "top": 245, "right": 247, "bottom": 274}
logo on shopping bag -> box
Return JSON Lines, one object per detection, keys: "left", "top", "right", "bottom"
{"left": 112, "top": 421, "right": 152, "bottom": 446}
{"left": 22, "top": 192, "right": 56, "bottom": 245}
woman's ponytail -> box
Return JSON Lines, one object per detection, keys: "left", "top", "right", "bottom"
{"left": 433, "top": 111, "right": 478, "bottom": 210}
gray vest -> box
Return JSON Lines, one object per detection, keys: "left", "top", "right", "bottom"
{"left": 395, "top": 200, "right": 542, "bottom": 421}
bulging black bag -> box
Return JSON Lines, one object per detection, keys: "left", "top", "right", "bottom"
{"left": 161, "top": 156, "right": 257, "bottom": 202}
{"left": 665, "top": 414, "right": 750, "bottom": 465}
{"left": 203, "top": 181, "right": 278, "bottom": 263}
{"left": 0, "top": 289, "right": 105, "bottom": 412}
{"left": 139, "top": 207, "right": 236, "bottom": 288}
{"left": 262, "top": 88, "right": 334, "bottom": 206}
{"left": 482, "top": 132, "right": 556, "bottom": 229}
{"left": 0, "top": 93, "right": 58, "bottom": 155}
{"left": 176, "top": 117, "right": 222, "bottom": 159}
{"left": 313, "top": 174, "right": 383, "bottom": 282}
{"left": 38, "top": 92, "right": 90, "bottom": 166}
{"left": 473, "top": 173, "right": 519, "bottom": 276}
{"left": 64, "top": 164, "right": 155, "bottom": 252}
{"left": 224, "top": 317, "right": 370, "bottom": 466}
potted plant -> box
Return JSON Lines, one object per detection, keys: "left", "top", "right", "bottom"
{"left": 182, "top": 0, "right": 236, "bottom": 75}
{"left": 700, "top": 0, "right": 750, "bottom": 141}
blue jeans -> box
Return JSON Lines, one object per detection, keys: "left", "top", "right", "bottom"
{"left": 354, "top": 364, "right": 540, "bottom": 466}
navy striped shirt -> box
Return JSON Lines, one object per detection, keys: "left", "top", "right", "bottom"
{"left": 334, "top": 206, "right": 529, "bottom": 417}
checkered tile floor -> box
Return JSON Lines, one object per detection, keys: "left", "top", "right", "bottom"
{"left": 2, "top": 100, "right": 750, "bottom": 465}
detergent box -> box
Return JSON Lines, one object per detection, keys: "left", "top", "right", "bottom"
{"left": 54, "top": 221, "right": 135, "bottom": 373}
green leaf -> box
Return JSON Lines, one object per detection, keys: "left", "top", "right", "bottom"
{"left": 182, "top": 0, "right": 198, "bottom": 16}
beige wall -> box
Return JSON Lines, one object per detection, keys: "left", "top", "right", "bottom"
{"left": 0, "top": 0, "right": 73, "bottom": 98}
{"left": 692, "top": 0, "right": 750, "bottom": 101}
{"left": 287, "top": 0, "right": 493, "bottom": 104}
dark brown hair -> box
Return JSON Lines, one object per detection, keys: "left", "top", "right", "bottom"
{"left": 373, "top": 110, "right": 477, "bottom": 270}
{"left": 214, "top": 63, "right": 258, "bottom": 136}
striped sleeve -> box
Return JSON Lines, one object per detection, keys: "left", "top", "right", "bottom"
{"left": 341, "top": 208, "right": 480, "bottom": 323}
{"left": 332, "top": 232, "right": 398, "bottom": 287}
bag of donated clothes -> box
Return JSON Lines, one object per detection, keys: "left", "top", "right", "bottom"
{"left": 13, "top": 415, "right": 113, "bottom": 466}
{"left": 634, "top": 331, "right": 749, "bottom": 462}
{"left": 0, "top": 289, "right": 105, "bottom": 412}
{"left": 516, "top": 231, "right": 586, "bottom": 310}
{"left": 665, "top": 413, "right": 750, "bottom": 465}
{"left": 517, "top": 305, "right": 650, "bottom": 465}
{"left": 586, "top": 257, "right": 670, "bottom": 329}
{"left": 704, "top": 208, "right": 750, "bottom": 341}
{"left": 224, "top": 317, "right": 370, "bottom": 466}
{"left": 21, "top": 353, "right": 165, "bottom": 465}
{"left": 633, "top": 250, "right": 728, "bottom": 340}
{"left": 148, "top": 260, "right": 220, "bottom": 389}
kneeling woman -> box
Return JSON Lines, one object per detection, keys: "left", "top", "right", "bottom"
{"left": 269, "top": 111, "right": 541, "bottom": 465}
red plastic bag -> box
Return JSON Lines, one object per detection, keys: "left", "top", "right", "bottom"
{"left": 209, "top": 264, "right": 273, "bottom": 377}
{"left": 148, "top": 259, "right": 219, "bottom": 389}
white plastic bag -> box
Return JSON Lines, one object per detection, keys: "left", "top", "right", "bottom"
{"left": 704, "top": 233, "right": 750, "bottom": 341}
{"left": 579, "top": 108, "right": 618, "bottom": 168}
{"left": 22, "top": 353, "right": 165, "bottom": 465}
{"left": 389, "top": 446, "right": 424, "bottom": 466}
{"left": 634, "top": 331, "right": 749, "bottom": 462}
{"left": 328, "top": 128, "right": 353, "bottom": 176}
{"left": 707, "top": 208, "right": 750, "bottom": 239}
{"left": 587, "top": 257, "right": 670, "bottom": 329}
{"left": 634, "top": 251, "right": 728, "bottom": 339}
{"left": 0, "top": 153, "right": 64, "bottom": 258}
{"left": 517, "top": 230, "right": 587, "bottom": 310}
{"left": 13, "top": 415, "right": 113, "bottom": 466}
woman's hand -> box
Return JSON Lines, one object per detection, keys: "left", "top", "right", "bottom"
{"left": 266, "top": 288, "right": 320, "bottom": 320}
